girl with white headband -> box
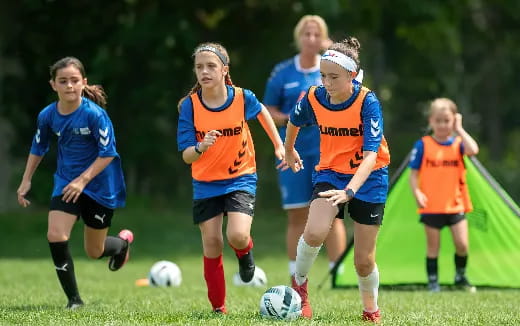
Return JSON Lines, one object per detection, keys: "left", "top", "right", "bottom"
{"left": 262, "top": 14, "right": 348, "bottom": 285}
{"left": 177, "top": 42, "right": 284, "bottom": 314}
{"left": 284, "top": 37, "right": 390, "bottom": 323}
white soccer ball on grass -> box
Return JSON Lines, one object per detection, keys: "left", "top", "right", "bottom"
{"left": 148, "top": 260, "right": 182, "bottom": 287}
{"left": 259, "top": 285, "right": 302, "bottom": 320}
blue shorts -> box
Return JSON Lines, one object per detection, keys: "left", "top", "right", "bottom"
{"left": 277, "top": 155, "right": 319, "bottom": 209}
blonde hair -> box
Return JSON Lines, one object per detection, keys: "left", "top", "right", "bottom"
{"left": 428, "top": 98, "right": 458, "bottom": 117}
{"left": 177, "top": 42, "right": 234, "bottom": 111}
{"left": 293, "top": 15, "right": 329, "bottom": 50}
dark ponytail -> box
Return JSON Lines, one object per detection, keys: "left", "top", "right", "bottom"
{"left": 83, "top": 84, "right": 107, "bottom": 108}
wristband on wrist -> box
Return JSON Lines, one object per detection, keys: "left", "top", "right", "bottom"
{"left": 345, "top": 188, "right": 355, "bottom": 200}
{"left": 194, "top": 142, "right": 203, "bottom": 154}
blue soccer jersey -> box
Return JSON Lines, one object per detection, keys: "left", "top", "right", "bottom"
{"left": 177, "top": 85, "right": 263, "bottom": 199}
{"left": 290, "top": 82, "right": 389, "bottom": 203}
{"left": 263, "top": 55, "right": 322, "bottom": 157}
{"left": 30, "top": 97, "right": 126, "bottom": 209}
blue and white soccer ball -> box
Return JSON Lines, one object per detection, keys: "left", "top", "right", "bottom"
{"left": 259, "top": 285, "right": 302, "bottom": 320}
{"left": 148, "top": 260, "right": 182, "bottom": 287}
{"left": 232, "top": 266, "right": 267, "bottom": 287}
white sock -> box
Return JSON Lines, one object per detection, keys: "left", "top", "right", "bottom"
{"left": 329, "top": 261, "right": 336, "bottom": 270}
{"left": 294, "top": 236, "right": 322, "bottom": 285}
{"left": 288, "top": 260, "right": 296, "bottom": 276}
{"left": 357, "top": 265, "right": 379, "bottom": 313}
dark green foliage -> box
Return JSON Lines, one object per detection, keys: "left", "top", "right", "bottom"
{"left": 1, "top": 0, "right": 520, "bottom": 207}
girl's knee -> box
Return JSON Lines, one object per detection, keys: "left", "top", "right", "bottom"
{"left": 455, "top": 243, "right": 468, "bottom": 255}
{"left": 354, "top": 257, "right": 375, "bottom": 276}
{"left": 47, "top": 230, "right": 69, "bottom": 242}
{"left": 204, "top": 235, "right": 224, "bottom": 251}
{"left": 303, "top": 231, "right": 326, "bottom": 247}
{"left": 227, "top": 231, "right": 249, "bottom": 248}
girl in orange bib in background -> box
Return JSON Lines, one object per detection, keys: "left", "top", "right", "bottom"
{"left": 409, "top": 98, "right": 479, "bottom": 292}
{"left": 177, "top": 42, "right": 284, "bottom": 313}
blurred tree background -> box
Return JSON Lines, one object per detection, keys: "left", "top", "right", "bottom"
{"left": 1, "top": 0, "right": 519, "bottom": 211}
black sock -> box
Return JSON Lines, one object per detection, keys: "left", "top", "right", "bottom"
{"left": 49, "top": 241, "right": 80, "bottom": 301}
{"left": 99, "top": 236, "right": 127, "bottom": 258}
{"left": 426, "top": 257, "right": 438, "bottom": 283}
{"left": 455, "top": 254, "right": 468, "bottom": 276}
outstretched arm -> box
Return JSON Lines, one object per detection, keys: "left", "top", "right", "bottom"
{"left": 17, "top": 153, "right": 44, "bottom": 207}
{"left": 257, "top": 105, "right": 284, "bottom": 161}
{"left": 409, "top": 169, "right": 427, "bottom": 208}
{"left": 265, "top": 105, "right": 289, "bottom": 127}
{"left": 283, "top": 121, "right": 303, "bottom": 172}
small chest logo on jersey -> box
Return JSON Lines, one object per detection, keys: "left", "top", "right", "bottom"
{"left": 80, "top": 127, "right": 91, "bottom": 135}
{"left": 319, "top": 124, "right": 363, "bottom": 136}
{"left": 283, "top": 81, "right": 300, "bottom": 89}
{"left": 72, "top": 127, "right": 91, "bottom": 135}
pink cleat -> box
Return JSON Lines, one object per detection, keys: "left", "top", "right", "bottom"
{"left": 109, "top": 229, "right": 134, "bottom": 271}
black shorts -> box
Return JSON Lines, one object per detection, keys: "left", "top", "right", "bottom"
{"left": 311, "top": 182, "right": 384, "bottom": 225}
{"left": 420, "top": 213, "right": 465, "bottom": 229}
{"left": 193, "top": 190, "right": 255, "bottom": 224}
{"left": 49, "top": 194, "right": 114, "bottom": 229}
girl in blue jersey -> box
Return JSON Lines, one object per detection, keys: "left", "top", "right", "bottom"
{"left": 177, "top": 42, "right": 284, "bottom": 314}
{"left": 16, "top": 57, "right": 133, "bottom": 309}
{"left": 409, "top": 98, "right": 479, "bottom": 293}
{"left": 263, "top": 15, "right": 348, "bottom": 278}
{"left": 284, "top": 37, "right": 389, "bottom": 323}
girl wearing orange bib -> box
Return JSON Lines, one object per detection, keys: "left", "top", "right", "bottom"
{"left": 284, "top": 37, "right": 389, "bottom": 323}
{"left": 409, "top": 98, "right": 479, "bottom": 292}
{"left": 177, "top": 42, "right": 284, "bottom": 314}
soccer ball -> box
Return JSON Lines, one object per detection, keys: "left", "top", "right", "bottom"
{"left": 259, "top": 285, "right": 302, "bottom": 320}
{"left": 148, "top": 260, "right": 182, "bottom": 287}
{"left": 232, "top": 266, "right": 267, "bottom": 287}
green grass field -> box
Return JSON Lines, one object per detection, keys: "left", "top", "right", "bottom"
{"left": 1, "top": 204, "right": 519, "bottom": 325}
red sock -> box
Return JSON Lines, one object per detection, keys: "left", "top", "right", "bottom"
{"left": 229, "top": 237, "right": 254, "bottom": 258}
{"left": 203, "top": 255, "right": 226, "bottom": 309}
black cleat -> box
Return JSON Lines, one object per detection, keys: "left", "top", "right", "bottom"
{"left": 109, "top": 229, "right": 134, "bottom": 271}
{"left": 428, "top": 281, "right": 441, "bottom": 292}
{"left": 66, "top": 297, "right": 84, "bottom": 310}
{"left": 455, "top": 275, "right": 477, "bottom": 293}
{"left": 237, "top": 250, "right": 255, "bottom": 283}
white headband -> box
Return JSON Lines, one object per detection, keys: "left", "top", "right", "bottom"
{"left": 321, "top": 50, "right": 357, "bottom": 72}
